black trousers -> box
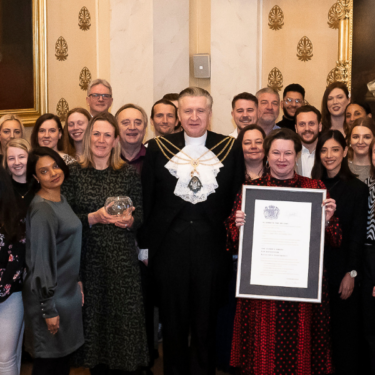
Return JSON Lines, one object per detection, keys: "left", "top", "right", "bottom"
{"left": 152, "top": 219, "right": 231, "bottom": 375}
{"left": 328, "top": 281, "right": 362, "bottom": 375}
{"left": 90, "top": 363, "right": 137, "bottom": 374}
{"left": 32, "top": 355, "right": 70, "bottom": 375}
{"left": 362, "top": 244, "right": 375, "bottom": 374}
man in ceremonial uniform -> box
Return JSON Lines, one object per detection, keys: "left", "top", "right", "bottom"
{"left": 139, "top": 87, "right": 243, "bottom": 375}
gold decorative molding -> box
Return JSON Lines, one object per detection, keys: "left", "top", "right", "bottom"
{"left": 56, "top": 98, "right": 69, "bottom": 121}
{"left": 267, "top": 67, "right": 283, "bottom": 92}
{"left": 55, "top": 36, "right": 68, "bottom": 61}
{"left": 326, "top": 67, "right": 336, "bottom": 86}
{"left": 328, "top": 2, "right": 344, "bottom": 29}
{"left": 79, "top": 67, "right": 92, "bottom": 90}
{"left": 78, "top": 6, "right": 91, "bottom": 31}
{"left": 328, "top": 0, "right": 353, "bottom": 91}
{"left": 0, "top": 0, "right": 48, "bottom": 126}
{"left": 268, "top": 5, "right": 284, "bottom": 31}
{"left": 297, "top": 36, "right": 313, "bottom": 62}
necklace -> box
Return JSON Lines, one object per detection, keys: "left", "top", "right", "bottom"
{"left": 16, "top": 189, "right": 31, "bottom": 199}
{"left": 245, "top": 166, "right": 264, "bottom": 181}
{"left": 155, "top": 136, "right": 235, "bottom": 193}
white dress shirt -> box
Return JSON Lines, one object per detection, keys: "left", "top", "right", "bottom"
{"left": 300, "top": 145, "right": 316, "bottom": 178}
{"left": 229, "top": 128, "right": 238, "bottom": 138}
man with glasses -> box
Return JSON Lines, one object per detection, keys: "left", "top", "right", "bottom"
{"left": 86, "top": 78, "right": 113, "bottom": 117}
{"left": 277, "top": 83, "right": 306, "bottom": 132}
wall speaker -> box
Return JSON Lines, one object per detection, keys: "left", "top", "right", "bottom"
{"left": 193, "top": 54, "right": 211, "bottom": 79}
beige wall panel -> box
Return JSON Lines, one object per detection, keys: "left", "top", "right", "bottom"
{"left": 110, "top": 0, "right": 153, "bottom": 116}
{"left": 262, "top": 0, "right": 338, "bottom": 117}
{"left": 211, "top": 0, "right": 262, "bottom": 135}
{"left": 189, "top": 0, "right": 211, "bottom": 92}
{"left": 96, "top": 0, "right": 111, "bottom": 81}
{"left": 47, "top": 0, "right": 97, "bottom": 116}
{"left": 153, "top": 0, "right": 190, "bottom": 101}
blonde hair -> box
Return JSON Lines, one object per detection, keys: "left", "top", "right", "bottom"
{"left": 0, "top": 114, "right": 25, "bottom": 137}
{"left": 2, "top": 138, "right": 31, "bottom": 171}
{"left": 80, "top": 112, "right": 125, "bottom": 170}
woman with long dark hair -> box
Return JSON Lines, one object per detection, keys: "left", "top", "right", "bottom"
{"left": 0, "top": 166, "right": 25, "bottom": 375}
{"left": 312, "top": 130, "right": 368, "bottom": 374}
{"left": 30, "top": 114, "right": 75, "bottom": 165}
{"left": 344, "top": 101, "right": 372, "bottom": 136}
{"left": 321, "top": 82, "right": 350, "bottom": 134}
{"left": 23, "top": 147, "right": 84, "bottom": 375}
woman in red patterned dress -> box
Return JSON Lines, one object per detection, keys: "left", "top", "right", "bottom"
{"left": 227, "top": 128, "right": 342, "bottom": 375}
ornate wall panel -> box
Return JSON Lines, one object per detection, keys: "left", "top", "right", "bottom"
{"left": 262, "top": 0, "right": 338, "bottom": 114}
{"left": 0, "top": 0, "right": 48, "bottom": 126}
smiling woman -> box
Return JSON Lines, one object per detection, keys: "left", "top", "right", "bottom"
{"left": 347, "top": 117, "right": 375, "bottom": 182}
{"left": 23, "top": 147, "right": 84, "bottom": 375}
{"left": 61, "top": 112, "right": 148, "bottom": 373}
{"left": 311, "top": 130, "right": 369, "bottom": 374}
{"left": 0, "top": 114, "right": 25, "bottom": 162}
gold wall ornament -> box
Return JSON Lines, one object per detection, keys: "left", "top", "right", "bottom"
{"left": 268, "top": 5, "right": 284, "bottom": 31}
{"left": 78, "top": 6, "right": 91, "bottom": 31}
{"left": 267, "top": 67, "right": 283, "bottom": 92}
{"left": 297, "top": 36, "right": 313, "bottom": 62}
{"left": 55, "top": 36, "right": 68, "bottom": 61}
{"left": 56, "top": 98, "right": 69, "bottom": 121}
{"left": 328, "top": 2, "right": 344, "bottom": 29}
{"left": 332, "top": 0, "right": 352, "bottom": 91}
{"left": 79, "top": 67, "right": 92, "bottom": 90}
{"left": 326, "top": 67, "right": 336, "bottom": 86}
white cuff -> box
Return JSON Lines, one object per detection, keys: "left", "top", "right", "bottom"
{"left": 138, "top": 249, "right": 149, "bottom": 262}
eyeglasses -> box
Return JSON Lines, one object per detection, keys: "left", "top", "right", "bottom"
{"left": 89, "top": 94, "right": 112, "bottom": 100}
{"left": 284, "top": 98, "right": 304, "bottom": 105}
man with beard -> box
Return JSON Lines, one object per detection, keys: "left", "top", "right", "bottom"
{"left": 86, "top": 78, "right": 113, "bottom": 117}
{"left": 256, "top": 87, "right": 281, "bottom": 135}
{"left": 229, "top": 92, "right": 258, "bottom": 138}
{"left": 277, "top": 83, "right": 305, "bottom": 132}
{"left": 295, "top": 105, "right": 322, "bottom": 177}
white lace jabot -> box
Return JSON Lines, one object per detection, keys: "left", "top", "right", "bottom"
{"left": 165, "top": 132, "right": 223, "bottom": 204}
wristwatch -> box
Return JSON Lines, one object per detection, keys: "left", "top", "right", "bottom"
{"left": 348, "top": 270, "right": 357, "bottom": 278}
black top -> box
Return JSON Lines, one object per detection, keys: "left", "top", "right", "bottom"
{"left": 276, "top": 115, "right": 296, "bottom": 132}
{"left": 0, "top": 227, "right": 25, "bottom": 302}
{"left": 12, "top": 178, "right": 34, "bottom": 218}
{"left": 139, "top": 130, "right": 244, "bottom": 257}
{"left": 322, "top": 175, "right": 369, "bottom": 285}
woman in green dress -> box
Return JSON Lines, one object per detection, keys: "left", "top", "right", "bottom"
{"left": 62, "top": 112, "right": 148, "bottom": 374}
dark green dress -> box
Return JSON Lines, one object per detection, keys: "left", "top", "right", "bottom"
{"left": 62, "top": 163, "right": 148, "bottom": 371}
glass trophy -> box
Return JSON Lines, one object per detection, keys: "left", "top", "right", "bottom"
{"left": 105, "top": 196, "right": 133, "bottom": 217}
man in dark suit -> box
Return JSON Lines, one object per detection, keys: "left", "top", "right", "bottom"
{"left": 139, "top": 87, "right": 243, "bottom": 375}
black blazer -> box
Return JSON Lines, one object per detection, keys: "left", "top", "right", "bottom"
{"left": 323, "top": 176, "right": 369, "bottom": 285}
{"left": 138, "top": 131, "right": 244, "bottom": 257}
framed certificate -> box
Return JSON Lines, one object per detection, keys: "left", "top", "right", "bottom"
{"left": 236, "top": 185, "right": 326, "bottom": 303}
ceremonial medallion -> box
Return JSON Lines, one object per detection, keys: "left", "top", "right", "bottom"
{"left": 188, "top": 176, "right": 203, "bottom": 193}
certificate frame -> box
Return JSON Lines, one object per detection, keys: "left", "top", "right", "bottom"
{"left": 236, "top": 185, "right": 326, "bottom": 303}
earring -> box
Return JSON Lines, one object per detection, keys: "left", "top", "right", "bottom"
{"left": 265, "top": 160, "right": 269, "bottom": 168}
{"left": 34, "top": 177, "right": 40, "bottom": 184}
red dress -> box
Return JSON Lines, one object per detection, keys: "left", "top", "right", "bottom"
{"left": 226, "top": 174, "right": 342, "bottom": 375}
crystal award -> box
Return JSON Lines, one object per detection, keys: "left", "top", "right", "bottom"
{"left": 105, "top": 196, "right": 133, "bottom": 217}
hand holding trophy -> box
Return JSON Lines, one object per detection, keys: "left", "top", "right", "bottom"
{"left": 105, "top": 196, "right": 135, "bottom": 228}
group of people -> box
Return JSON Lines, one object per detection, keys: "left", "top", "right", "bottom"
{"left": 0, "top": 78, "right": 374, "bottom": 375}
